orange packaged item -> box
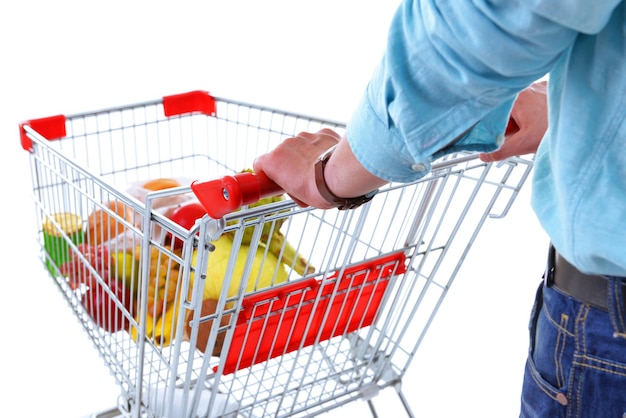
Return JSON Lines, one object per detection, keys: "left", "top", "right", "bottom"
{"left": 87, "top": 201, "right": 133, "bottom": 245}
{"left": 127, "top": 177, "right": 195, "bottom": 219}
{"left": 142, "top": 178, "right": 182, "bottom": 191}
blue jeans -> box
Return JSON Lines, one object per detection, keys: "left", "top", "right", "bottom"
{"left": 520, "top": 278, "right": 626, "bottom": 417}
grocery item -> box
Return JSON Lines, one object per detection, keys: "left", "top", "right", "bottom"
{"left": 142, "top": 178, "right": 181, "bottom": 191}
{"left": 127, "top": 177, "right": 195, "bottom": 218}
{"left": 135, "top": 235, "right": 289, "bottom": 348}
{"left": 111, "top": 250, "right": 139, "bottom": 293}
{"left": 222, "top": 169, "right": 315, "bottom": 276}
{"left": 130, "top": 245, "right": 182, "bottom": 346}
{"left": 59, "top": 243, "right": 110, "bottom": 290}
{"left": 191, "top": 234, "right": 289, "bottom": 301}
{"left": 87, "top": 201, "right": 133, "bottom": 245}
{"left": 127, "top": 177, "right": 196, "bottom": 244}
{"left": 167, "top": 201, "right": 206, "bottom": 249}
{"left": 42, "top": 212, "right": 83, "bottom": 274}
{"left": 82, "top": 277, "right": 133, "bottom": 334}
{"left": 183, "top": 298, "right": 230, "bottom": 356}
{"left": 128, "top": 170, "right": 309, "bottom": 349}
{"left": 59, "top": 243, "right": 134, "bottom": 333}
{"left": 169, "top": 201, "right": 206, "bottom": 230}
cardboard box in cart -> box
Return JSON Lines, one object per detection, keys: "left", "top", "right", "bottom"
{"left": 20, "top": 90, "right": 533, "bottom": 418}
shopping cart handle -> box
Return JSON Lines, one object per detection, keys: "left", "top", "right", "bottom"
{"left": 191, "top": 171, "right": 284, "bottom": 219}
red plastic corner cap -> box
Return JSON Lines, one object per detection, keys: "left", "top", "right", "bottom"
{"left": 19, "top": 114, "right": 67, "bottom": 152}
{"left": 163, "top": 90, "right": 217, "bottom": 117}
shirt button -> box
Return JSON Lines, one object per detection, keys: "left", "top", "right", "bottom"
{"left": 411, "top": 163, "right": 427, "bottom": 172}
{"left": 555, "top": 393, "right": 568, "bottom": 406}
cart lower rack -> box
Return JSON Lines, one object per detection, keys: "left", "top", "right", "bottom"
{"left": 21, "top": 91, "right": 533, "bottom": 418}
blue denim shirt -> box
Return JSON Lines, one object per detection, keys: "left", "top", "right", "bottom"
{"left": 346, "top": 0, "right": 626, "bottom": 276}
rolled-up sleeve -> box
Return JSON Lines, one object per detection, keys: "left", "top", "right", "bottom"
{"left": 346, "top": 0, "right": 619, "bottom": 183}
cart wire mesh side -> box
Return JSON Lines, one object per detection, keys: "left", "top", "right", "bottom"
{"left": 20, "top": 90, "right": 534, "bottom": 418}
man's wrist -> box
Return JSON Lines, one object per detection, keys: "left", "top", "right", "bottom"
{"left": 314, "top": 145, "right": 378, "bottom": 210}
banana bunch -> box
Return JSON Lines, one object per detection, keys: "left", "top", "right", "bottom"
{"left": 134, "top": 234, "right": 292, "bottom": 348}
{"left": 224, "top": 168, "right": 315, "bottom": 276}
{"left": 138, "top": 297, "right": 181, "bottom": 348}
{"left": 131, "top": 245, "right": 183, "bottom": 346}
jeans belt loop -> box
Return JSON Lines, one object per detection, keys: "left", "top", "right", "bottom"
{"left": 544, "top": 244, "right": 556, "bottom": 288}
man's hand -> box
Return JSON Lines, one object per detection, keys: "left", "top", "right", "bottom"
{"left": 253, "top": 129, "right": 387, "bottom": 209}
{"left": 253, "top": 129, "right": 342, "bottom": 209}
{"left": 480, "top": 81, "right": 548, "bottom": 162}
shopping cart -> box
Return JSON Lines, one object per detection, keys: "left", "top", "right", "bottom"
{"left": 21, "top": 90, "right": 533, "bottom": 418}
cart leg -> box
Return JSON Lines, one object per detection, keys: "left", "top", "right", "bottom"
{"left": 367, "top": 399, "right": 379, "bottom": 418}
{"left": 365, "top": 383, "right": 416, "bottom": 418}
{"left": 83, "top": 406, "right": 124, "bottom": 418}
{"left": 395, "top": 383, "right": 416, "bottom": 418}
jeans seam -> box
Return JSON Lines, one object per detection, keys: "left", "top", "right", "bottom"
{"left": 568, "top": 306, "right": 590, "bottom": 418}
{"left": 544, "top": 290, "right": 575, "bottom": 338}
{"left": 528, "top": 362, "right": 564, "bottom": 403}
{"left": 555, "top": 314, "right": 569, "bottom": 388}
{"left": 573, "top": 354, "right": 626, "bottom": 377}
{"left": 572, "top": 371, "right": 581, "bottom": 418}
{"left": 575, "top": 306, "right": 589, "bottom": 356}
{"left": 609, "top": 279, "right": 626, "bottom": 333}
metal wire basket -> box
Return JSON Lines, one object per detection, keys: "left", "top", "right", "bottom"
{"left": 20, "top": 90, "right": 533, "bottom": 417}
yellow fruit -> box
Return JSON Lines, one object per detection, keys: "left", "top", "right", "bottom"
{"left": 224, "top": 168, "right": 314, "bottom": 276}
{"left": 191, "top": 235, "right": 289, "bottom": 301}
{"left": 266, "top": 230, "right": 315, "bottom": 276}
{"left": 132, "top": 235, "right": 289, "bottom": 348}
{"left": 112, "top": 251, "right": 138, "bottom": 288}
{"left": 132, "top": 298, "right": 180, "bottom": 347}
{"left": 130, "top": 245, "right": 182, "bottom": 346}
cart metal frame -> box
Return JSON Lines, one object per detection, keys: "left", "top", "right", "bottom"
{"left": 21, "top": 91, "right": 533, "bottom": 418}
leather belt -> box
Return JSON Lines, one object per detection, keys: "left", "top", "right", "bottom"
{"left": 546, "top": 246, "right": 626, "bottom": 312}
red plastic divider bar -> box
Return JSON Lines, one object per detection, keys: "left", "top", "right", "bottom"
{"left": 215, "top": 251, "right": 407, "bottom": 375}
{"left": 162, "top": 90, "right": 216, "bottom": 117}
{"left": 19, "top": 114, "right": 67, "bottom": 152}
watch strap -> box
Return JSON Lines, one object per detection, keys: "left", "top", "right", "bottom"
{"left": 314, "top": 145, "right": 378, "bottom": 210}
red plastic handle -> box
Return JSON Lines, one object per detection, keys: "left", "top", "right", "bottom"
{"left": 191, "top": 172, "right": 283, "bottom": 219}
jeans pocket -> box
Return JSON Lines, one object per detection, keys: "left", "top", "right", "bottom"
{"left": 534, "top": 302, "right": 571, "bottom": 389}
{"left": 521, "top": 353, "right": 569, "bottom": 417}
{"left": 520, "top": 284, "right": 572, "bottom": 416}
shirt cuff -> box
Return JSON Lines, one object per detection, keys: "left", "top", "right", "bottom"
{"left": 432, "top": 99, "right": 514, "bottom": 159}
{"left": 346, "top": 93, "right": 430, "bottom": 183}
{"left": 346, "top": 90, "right": 514, "bottom": 184}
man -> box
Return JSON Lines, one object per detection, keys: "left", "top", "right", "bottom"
{"left": 253, "top": 1, "right": 626, "bottom": 416}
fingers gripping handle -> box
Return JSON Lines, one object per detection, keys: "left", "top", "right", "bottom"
{"left": 191, "top": 172, "right": 283, "bottom": 219}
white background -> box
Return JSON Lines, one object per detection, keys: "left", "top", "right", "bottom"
{"left": 1, "top": 1, "right": 548, "bottom": 417}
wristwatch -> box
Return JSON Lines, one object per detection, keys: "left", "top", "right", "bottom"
{"left": 314, "top": 145, "right": 378, "bottom": 210}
